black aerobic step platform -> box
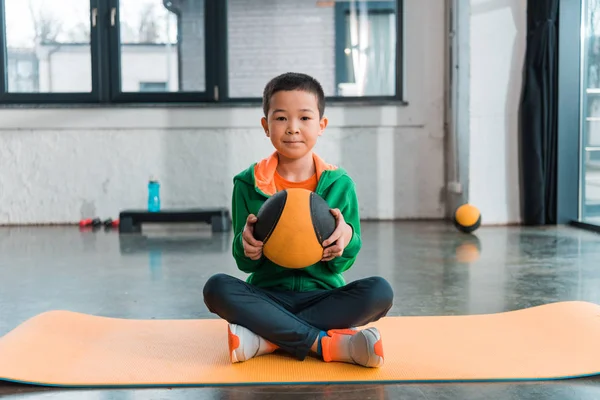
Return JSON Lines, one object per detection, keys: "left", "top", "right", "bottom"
{"left": 118, "top": 208, "right": 231, "bottom": 233}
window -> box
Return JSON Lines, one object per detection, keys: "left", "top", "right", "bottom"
{"left": 336, "top": 1, "right": 397, "bottom": 97}
{"left": 2, "top": 0, "right": 93, "bottom": 100}
{"left": 0, "top": 0, "right": 403, "bottom": 104}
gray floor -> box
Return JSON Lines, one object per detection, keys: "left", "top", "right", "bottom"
{"left": 1, "top": 221, "right": 600, "bottom": 399}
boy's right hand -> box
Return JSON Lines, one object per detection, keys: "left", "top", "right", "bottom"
{"left": 242, "top": 214, "right": 264, "bottom": 260}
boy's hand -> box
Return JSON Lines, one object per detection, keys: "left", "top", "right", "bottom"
{"left": 242, "top": 214, "right": 263, "bottom": 260}
{"left": 321, "top": 209, "right": 353, "bottom": 262}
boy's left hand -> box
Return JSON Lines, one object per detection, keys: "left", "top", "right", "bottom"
{"left": 321, "top": 208, "right": 353, "bottom": 262}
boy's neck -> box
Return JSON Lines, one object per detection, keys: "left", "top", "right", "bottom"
{"left": 276, "top": 151, "right": 316, "bottom": 182}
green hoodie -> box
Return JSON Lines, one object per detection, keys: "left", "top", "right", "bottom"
{"left": 230, "top": 151, "right": 362, "bottom": 292}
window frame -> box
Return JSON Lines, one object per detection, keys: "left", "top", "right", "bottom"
{"left": 0, "top": 0, "right": 104, "bottom": 104}
{"left": 0, "top": 0, "right": 404, "bottom": 106}
{"left": 107, "top": 0, "right": 220, "bottom": 103}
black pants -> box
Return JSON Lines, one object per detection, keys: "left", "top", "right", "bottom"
{"left": 203, "top": 273, "right": 394, "bottom": 360}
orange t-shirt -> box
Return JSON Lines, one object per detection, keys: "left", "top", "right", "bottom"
{"left": 274, "top": 170, "right": 317, "bottom": 192}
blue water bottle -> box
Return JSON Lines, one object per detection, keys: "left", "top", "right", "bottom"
{"left": 148, "top": 177, "right": 161, "bottom": 212}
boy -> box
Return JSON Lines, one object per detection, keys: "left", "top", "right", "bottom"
{"left": 203, "top": 72, "right": 394, "bottom": 368}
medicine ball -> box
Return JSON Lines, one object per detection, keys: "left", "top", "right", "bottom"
{"left": 453, "top": 204, "right": 481, "bottom": 233}
{"left": 253, "top": 188, "right": 336, "bottom": 269}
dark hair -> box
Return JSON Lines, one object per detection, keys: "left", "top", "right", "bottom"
{"left": 262, "top": 72, "right": 325, "bottom": 119}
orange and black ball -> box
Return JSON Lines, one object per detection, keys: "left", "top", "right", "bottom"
{"left": 453, "top": 204, "right": 481, "bottom": 233}
{"left": 253, "top": 188, "right": 336, "bottom": 269}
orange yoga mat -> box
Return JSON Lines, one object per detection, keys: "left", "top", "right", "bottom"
{"left": 0, "top": 301, "right": 599, "bottom": 387}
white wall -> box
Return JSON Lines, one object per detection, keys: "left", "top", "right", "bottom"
{"left": 467, "top": 0, "right": 526, "bottom": 224}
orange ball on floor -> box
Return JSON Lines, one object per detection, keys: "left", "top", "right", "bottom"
{"left": 453, "top": 204, "right": 481, "bottom": 233}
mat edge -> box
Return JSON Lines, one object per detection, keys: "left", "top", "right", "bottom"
{"left": 5, "top": 300, "right": 599, "bottom": 328}
{"left": 1, "top": 372, "right": 599, "bottom": 389}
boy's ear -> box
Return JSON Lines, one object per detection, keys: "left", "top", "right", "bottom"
{"left": 261, "top": 117, "right": 269, "bottom": 136}
{"left": 319, "top": 116, "right": 328, "bottom": 135}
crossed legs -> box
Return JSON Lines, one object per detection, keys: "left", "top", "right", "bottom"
{"left": 203, "top": 273, "right": 394, "bottom": 364}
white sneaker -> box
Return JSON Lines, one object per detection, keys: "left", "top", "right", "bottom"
{"left": 227, "top": 324, "right": 278, "bottom": 363}
{"left": 322, "top": 327, "right": 384, "bottom": 368}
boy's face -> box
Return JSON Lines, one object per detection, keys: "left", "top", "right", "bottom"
{"left": 261, "top": 90, "right": 328, "bottom": 161}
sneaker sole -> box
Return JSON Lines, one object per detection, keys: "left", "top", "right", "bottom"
{"left": 355, "top": 327, "right": 384, "bottom": 368}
